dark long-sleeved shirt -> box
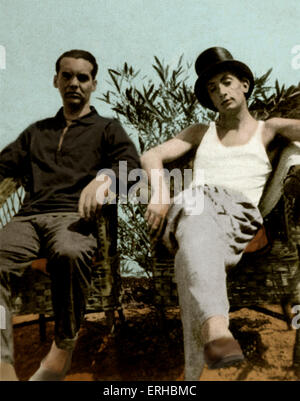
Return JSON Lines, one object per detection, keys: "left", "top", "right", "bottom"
{"left": 0, "top": 106, "right": 140, "bottom": 215}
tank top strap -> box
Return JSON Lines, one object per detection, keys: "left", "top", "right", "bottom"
{"left": 206, "top": 120, "right": 265, "bottom": 147}
{"left": 201, "top": 121, "right": 218, "bottom": 145}
{"left": 252, "top": 120, "right": 265, "bottom": 144}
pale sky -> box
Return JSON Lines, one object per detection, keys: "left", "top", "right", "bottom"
{"left": 1, "top": 0, "right": 300, "bottom": 149}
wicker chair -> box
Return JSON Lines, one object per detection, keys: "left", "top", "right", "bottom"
{"left": 152, "top": 141, "right": 300, "bottom": 372}
{"left": 0, "top": 178, "right": 123, "bottom": 340}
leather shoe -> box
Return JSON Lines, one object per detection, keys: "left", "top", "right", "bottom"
{"left": 204, "top": 337, "right": 244, "bottom": 369}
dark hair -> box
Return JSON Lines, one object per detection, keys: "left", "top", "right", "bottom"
{"left": 209, "top": 67, "right": 249, "bottom": 87}
{"left": 55, "top": 49, "right": 98, "bottom": 79}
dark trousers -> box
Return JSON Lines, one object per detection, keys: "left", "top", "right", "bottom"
{"left": 0, "top": 212, "right": 97, "bottom": 365}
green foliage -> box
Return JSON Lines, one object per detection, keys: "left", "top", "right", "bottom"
{"left": 98, "top": 56, "right": 215, "bottom": 153}
{"left": 249, "top": 69, "right": 300, "bottom": 120}
{"left": 117, "top": 202, "right": 153, "bottom": 278}
{"left": 98, "top": 56, "right": 300, "bottom": 277}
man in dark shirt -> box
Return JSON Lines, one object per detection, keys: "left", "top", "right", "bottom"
{"left": 0, "top": 49, "right": 140, "bottom": 381}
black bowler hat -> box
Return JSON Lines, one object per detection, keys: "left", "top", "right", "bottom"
{"left": 194, "top": 47, "right": 254, "bottom": 111}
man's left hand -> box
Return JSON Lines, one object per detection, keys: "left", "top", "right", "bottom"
{"left": 78, "top": 175, "right": 112, "bottom": 219}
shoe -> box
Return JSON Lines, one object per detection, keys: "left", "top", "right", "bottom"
{"left": 29, "top": 352, "right": 72, "bottom": 381}
{"left": 204, "top": 337, "right": 244, "bottom": 369}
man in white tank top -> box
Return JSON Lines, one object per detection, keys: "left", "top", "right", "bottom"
{"left": 141, "top": 47, "right": 300, "bottom": 380}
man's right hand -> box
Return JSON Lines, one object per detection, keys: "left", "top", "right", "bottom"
{"left": 145, "top": 199, "right": 170, "bottom": 242}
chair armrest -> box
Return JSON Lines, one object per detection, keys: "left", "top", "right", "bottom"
{"left": 0, "top": 177, "right": 19, "bottom": 207}
{"left": 283, "top": 165, "right": 300, "bottom": 199}
{"left": 0, "top": 178, "right": 24, "bottom": 228}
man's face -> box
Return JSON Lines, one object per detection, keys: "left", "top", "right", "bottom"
{"left": 206, "top": 72, "right": 249, "bottom": 112}
{"left": 54, "top": 57, "right": 97, "bottom": 108}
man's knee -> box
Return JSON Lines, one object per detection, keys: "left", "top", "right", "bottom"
{"left": 177, "top": 215, "right": 220, "bottom": 251}
{"left": 49, "top": 241, "right": 95, "bottom": 264}
{"left": 177, "top": 213, "right": 215, "bottom": 237}
{"left": 0, "top": 220, "right": 40, "bottom": 272}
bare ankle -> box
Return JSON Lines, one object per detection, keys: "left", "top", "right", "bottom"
{"left": 42, "top": 341, "right": 72, "bottom": 372}
{"left": 201, "top": 315, "right": 233, "bottom": 344}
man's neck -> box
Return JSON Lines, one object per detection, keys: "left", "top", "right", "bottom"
{"left": 217, "top": 105, "right": 255, "bottom": 131}
{"left": 62, "top": 103, "right": 91, "bottom": 122}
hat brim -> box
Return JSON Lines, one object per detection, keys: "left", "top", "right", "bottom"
{"left": 194, "top": 60, "right": 254, "bottom": 111}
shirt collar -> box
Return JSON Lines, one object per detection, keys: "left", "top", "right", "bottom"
{"left": 54, "top": 106, "right": 99, "bottom": 126}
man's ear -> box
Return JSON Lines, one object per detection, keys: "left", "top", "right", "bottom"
{"left": 92, "top": 79, "right": 97, "bottom": 92}
{"left": 53, "top": 75, "right": 58, "bottom": 88}
{"left": 242, "top": 78, "right": 250, "bottom": 94}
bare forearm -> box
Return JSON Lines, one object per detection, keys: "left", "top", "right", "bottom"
{"left": 141, "top": 150, "right": 170, "bottom": 203}
{"left": 141, "top": 150, "right": 170, "bottom": 240}
{"left": 266, "top": 117, "right": 300, "bottom": 142}
{"left": 141, "top": 125, "right": 204, "bottom": 237}
{"left": 141, "top": 150, "right": 164, "bottom": 180}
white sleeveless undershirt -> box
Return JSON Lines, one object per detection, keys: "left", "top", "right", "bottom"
{"left": 191, "top": 121, "right": 272, "bottom": 206}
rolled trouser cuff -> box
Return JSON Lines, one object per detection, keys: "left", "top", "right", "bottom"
{"left": 55, "top": 333, "right": 78, "bottom": 351}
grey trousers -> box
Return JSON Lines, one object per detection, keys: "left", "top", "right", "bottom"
{"left": 163, "top": 186, "right": 263, "bottom": 380}
{"left": 0, "top": 212, "right": 97, "bottom": 365}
